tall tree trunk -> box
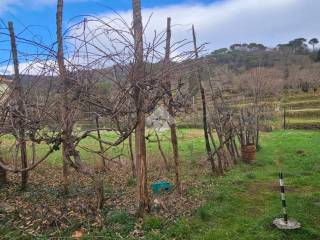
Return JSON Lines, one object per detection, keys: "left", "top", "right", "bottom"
{"left": 164, "top": 17, "right": 181, "bottom": 193}
{"left": 192, "top": 25, "right": 215, "bottom": 174}
{"left": 132, "top": 0, "right": 149, "bottom": 216}
{"left": 8, "top": 21, "right": 28, "bottom": 190}
{"left": 56, "top": 0, "right": 70, "bottom": 194}
{"left": 135, "top": 111, "right": 149, "bottom": 216}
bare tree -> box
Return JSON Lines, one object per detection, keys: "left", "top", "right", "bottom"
{"left": 0, "top": 0, "right": 194, "bottom": 215}
{"left": 206, "top": 74, "right": 239, "bottom": 173}
{"left": 56, "top": 0, "right": 105, "bottom": 209}
{"left": 236, "top": 67, "right": 283, "bottom": 148}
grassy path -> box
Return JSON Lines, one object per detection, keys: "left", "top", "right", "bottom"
{"left": 156, "top": 130, "right": 320, "bottom": 240}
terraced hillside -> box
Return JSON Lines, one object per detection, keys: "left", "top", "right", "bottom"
{"left": 284, "top": 92, "right": 320, "bottom": 129}
{"left": 176, "top": 91, "right": 320, "bottom": 130}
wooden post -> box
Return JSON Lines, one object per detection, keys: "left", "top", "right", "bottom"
{"left": 8, "top": 21, "right": 28, "bottom": 190}
{"left": 164, "top": 17, "right": 181, "bottom": 193}
{"left": 132, "top": 0, "right": 150, "bottom": 216}
{"left": 192, "top": 25, "right": 215, "bottom": 174}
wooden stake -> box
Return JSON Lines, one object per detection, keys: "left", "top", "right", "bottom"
{"left": 57, "top": 0, "right": 70, "bottom": 194}
{"left": 192, "top": 25, "right": 215, "bottom": 174}
{"left": 164, "top": 17, "right": 181, "bottom": 193}
{"left": 8, "top": 21, "right": 28, "bottom": 190}
{"left": 132, "top": 0, "right": 150, "bottom": 216}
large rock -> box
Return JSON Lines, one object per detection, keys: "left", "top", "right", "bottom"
{"left": 146, "top": 106, "right": 170, "bottom": 132}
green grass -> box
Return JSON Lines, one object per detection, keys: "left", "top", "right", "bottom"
{"left": 155, "top": 130, "right": 320, "bottom": 240}
{"left": 1, "top": 130, "right": 320, "bottom": 239}
{"left": 0, "top": 128, "right": 205, "bottom": 167}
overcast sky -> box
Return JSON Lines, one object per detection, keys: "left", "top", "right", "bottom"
{"left": 0, "top": 0, "right": 319, "bottom": 73}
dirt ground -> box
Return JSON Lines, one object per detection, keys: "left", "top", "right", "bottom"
{"left": 0, "top": 156, "right": 209, "bottom": 237}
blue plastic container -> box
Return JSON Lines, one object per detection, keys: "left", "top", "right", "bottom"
{"left": 151, "top": 181, "right": 173, "bottom": 194}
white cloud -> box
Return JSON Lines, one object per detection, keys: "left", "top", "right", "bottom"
{"left": 0, "top": 60, "right": 58, "bottom": 76}
{"left": 3, "top": 0, "right": 320, "bottom": 75}
{"left": 2, "top": 0, "right": 319, "bottom": 50}
{"left": 89, "top": 0, "right": 320, "bottom": 52}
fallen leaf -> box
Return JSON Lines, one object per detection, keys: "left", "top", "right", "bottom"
{"left": 71, "top": 229, "right": 84, "bottom": 239}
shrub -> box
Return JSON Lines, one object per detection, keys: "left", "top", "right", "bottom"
{"left": 110, "top": 211, "right": 132, "bottom": 225}
{"left": 197, "top": 206, "right": 211, "bottom": 222}
{"left": 127, "top": 177, "right": 136, "bottom": 187}
{"left": 143, "top": 216, "right": 163, "bottom": 231}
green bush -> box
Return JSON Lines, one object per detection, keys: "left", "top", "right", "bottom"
{"left": 197, "top": 206, "right": 211, "bottom": 222}
{"left": 110, "top": 211, "right": 132, "bottom": 225}
{"left": 246, "top": 173, "right": 256, "bottom": 179}
{"left": 143, "top": 216, "right": 163, "bottom": 231}
{"left": 127, "top": 177, "right": 136, "bottom": 187}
